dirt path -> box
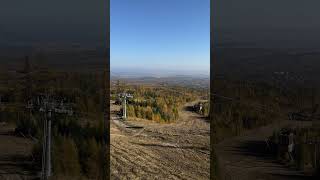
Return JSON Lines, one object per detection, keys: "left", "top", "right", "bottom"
{"left": 0, "top": 123, "right": 37, "bottom": 180}
{"left": 214, "top": 118, "right": 313, "bottom": 180}
{"left": 110, "top": 101, "right": 210, "bottom": 180}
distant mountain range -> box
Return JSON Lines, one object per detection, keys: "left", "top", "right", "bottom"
{"left": 110, "top": 67, "right": 209, "bottom": 79}
{"left": 111, "top": 75, "right": 210, "bottom": 89}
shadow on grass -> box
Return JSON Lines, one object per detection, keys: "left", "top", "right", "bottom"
{"left": 183, "top": 105, "right": 210, "bottom": 123}
{"left": 184, "top": 105, "right": 194, "bottom": 112}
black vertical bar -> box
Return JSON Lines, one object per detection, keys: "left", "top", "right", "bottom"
{"left": 210, "top": 0, "right": 216, "bottom": 179}
{"left": 104, "top": 0, "right": 110, "bottom": 179}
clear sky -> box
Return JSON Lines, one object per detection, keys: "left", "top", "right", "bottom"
{"left": 111, "top": 0, "right": 210, "bottom": 74}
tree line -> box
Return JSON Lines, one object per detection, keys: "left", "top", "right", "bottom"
{"left": 0, "top": 58, "right": 106, "bottom": 179}
{"left": 114, "top": 84, "right": 208, "bottom": 123}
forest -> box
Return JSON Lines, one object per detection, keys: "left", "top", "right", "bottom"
{"left": 211, "top": 76, "right": 320, "bottom": 177}
{"left": 111, "top": 80, "right": 209, "bottom": 123}
{"left": 212, "top": 77, "right": 320, "bottom": 142}
{"left": 0, "top": 57, "right": 106, "bottom": 179}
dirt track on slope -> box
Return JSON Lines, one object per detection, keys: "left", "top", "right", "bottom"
{"left": 110, "top": 101, "right": 210, "bottom": 180}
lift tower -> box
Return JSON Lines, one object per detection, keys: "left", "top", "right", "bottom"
{"left": 27, "top": 93, "right": 73, "bottom": 180}
{"left": 118, "top": 93, "right": 133, "bottom": 120}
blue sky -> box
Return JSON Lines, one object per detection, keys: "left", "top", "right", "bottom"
{"left": 111, "top": 0, "right": 210, "bottom": 74}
